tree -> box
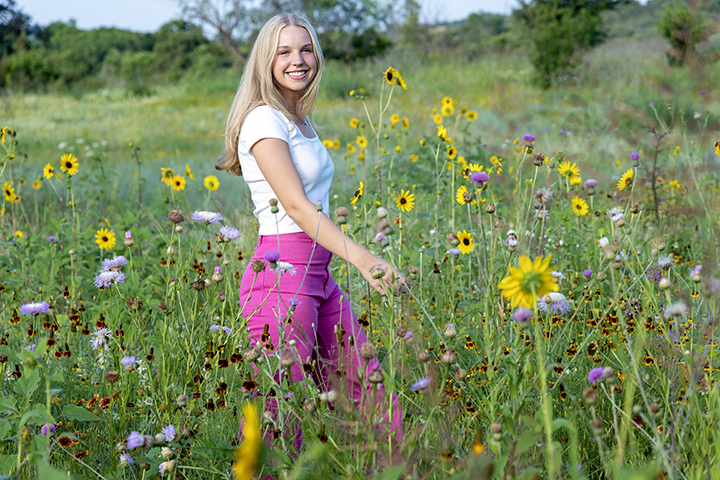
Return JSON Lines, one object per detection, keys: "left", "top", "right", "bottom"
{"left": 658, "top": 0, "right": 711, "bottom": 68}
{"left": 177, "top": 0, "right": 248, "bottom": 62}
{"left": 0, "top": 0, "right": 33, "bottom": 57}
{"left": 513, "top": 0, "right": 626, "bottom": 88}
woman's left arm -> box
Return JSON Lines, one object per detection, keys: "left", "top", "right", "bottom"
{"left": 252, "top": 137, "right": 400, "bottom": 294}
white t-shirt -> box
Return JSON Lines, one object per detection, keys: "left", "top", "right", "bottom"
{"left": 238, "top": 105, "right": 334, "bottom": 235}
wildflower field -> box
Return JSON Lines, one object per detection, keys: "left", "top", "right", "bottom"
{"left": 2, "top": 43, "right": 720, "bottom": 479}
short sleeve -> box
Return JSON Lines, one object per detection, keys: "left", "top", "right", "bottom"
{"left": 239, "top": 106, "right": 290, "bottom": 151}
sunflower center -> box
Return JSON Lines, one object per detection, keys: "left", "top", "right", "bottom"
{"left": 463, "top": 238, "right": 470, "bottom": 246}
{"left": 625, "top": 177, "right": 632, "bottom": 186}
{"left": 520, "top": 271, "right": 543, "bottom": 295}
{"left": 102, "top": 236, "right": 108, "bottom": 242}
{"left": 400, "top": 198, "right": 406, "bottom": 204}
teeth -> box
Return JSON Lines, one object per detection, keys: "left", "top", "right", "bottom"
{"left": 288, "top": 72, "right": 305, "bottom": 78}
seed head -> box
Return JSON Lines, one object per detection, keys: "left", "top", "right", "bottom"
{"left": 367, "top": 368, "right": 384, "bottom": 384}
{"left": 105, "top": 370, "right": 120, "bottom": 384}
{"left": 168, "top": 210, "right": 184, "bottom": 224}
{"left": 359, "top": 342, "right": 377, "bottom": 360}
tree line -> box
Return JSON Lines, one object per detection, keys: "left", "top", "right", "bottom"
{"left": 0, "top": 0, "right": 717, "bottom": 93}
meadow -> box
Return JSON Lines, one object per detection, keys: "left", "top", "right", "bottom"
{"left": 1, "top": 39, "right": 720, "bottom": 479}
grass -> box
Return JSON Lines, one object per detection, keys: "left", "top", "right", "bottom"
{"left": 1, "top": 39, "right": 720, "bottom": 479}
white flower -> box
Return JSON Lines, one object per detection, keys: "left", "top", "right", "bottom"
{"left": 664, "top": 300, "right": 687, "bottom": 318}
{"left": 537, "top": 292, "right": 572, "bottom": 315}
{"left": 657, "top": 255, "right": 674, "bottom": 270}
{"left": 598, "top": 237, "right": 609, "bottom": 247}
{"left": 607, "top": 207, "right": 623, "bottom": 217}
{"left": 271, "top": 261, "right": 297, "bottom": 275}
{"left": 191, "top": 211, "right": 223, "bottom": 224}
{"left": 90, "top": 328, "right": 112, "bottom": 350}
{"left": 161, "top": 425, "right": 176, "bottom": 442}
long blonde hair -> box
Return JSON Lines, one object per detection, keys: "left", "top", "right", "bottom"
{"left": 216, "top": 13, "right": 324, "bottom": 176}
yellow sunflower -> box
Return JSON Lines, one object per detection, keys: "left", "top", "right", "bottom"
{"left": 32, "top": 180, "right": 41, "bottom": 190}
{"left": 433, "top": 114, "right": 443, "bottom": 125}
{"left": 323, "top": 139, "right": 334, "bottom": 149}
{"left": 447, "top": 145, "right": 457, "bottom": 160}
{"left": 402, "top": 117, "right": 409, "bottom": 129}
{"left": 0, "top": 126, "right": 7, "bottom": 144}
{"left": 349, "top": 118, "right": 359, "bottom": 128}
{"left": 456, "top": 185, "right": 470, "bottom": 205}
{"left": 233, "top": 403, "right": 261, "bottom": 480}
{"left": 457, "top": 229, "right": 474, "bottom": 254}
{"left": 442, "top": 96, "right": 453, "bottom": 106}
{"left": 333, "top": 139, "right": 340, "bottom": 149}
{"left": 617, "top": 168, "right": 633, "bottom": 191}
{"left": 571, "top": 196, "right": 589, "bottom": 216}
{"left": 558, "top": 161, "right": 579, "bottom": 179}
{"left": 351, "top": 181, "right": 364, "bottom": 206}
{"left": 95, "top": 228, "right": 116, "bottom": 250}
{"left": 411, "top": 154, "right": 419, "bottom": 162}
{"left": 465, "top": 111, "right": 478, "bottom": 121}
{"left": 383, "top": 67, "right": 406, "bottom": 90}
{"left": 395, "top": 189, "right": 415, "bottom": 212}
{"left": 204, "top": 175, "right": 220, "bottom": 192}
{"left": 185, "top": 164, "right": 195, "bottom": 180}
{"left": 390, "top": 113, "right": 400, "bottom": 125}
{"left": 60, "top": 154, "right": 79, "bottom": 176}
{"left": 2, "top": 181, "right": 17, "bottom": 202}
{"left": 347, "top": 143, "right": 356, "bottom": 153}
{"left": 437, "top": 125, "right": 453, "bottom": 143}
{"left": 356, "top": 136, "right": 368, "bottom": 149}
{"left": 498, "top": 254, "right": 558, "bottom": 309}
{"left": 171, "top": 175, "right": 186, "bottom": 191}
{"left": 441, "top": 104, "right": 455, "bottom": 117}
{"left": 161, "top": 167, "right": 175, "bottom": 186}
{"left": 43, "top": 163, "right": 54, "bottom": 179}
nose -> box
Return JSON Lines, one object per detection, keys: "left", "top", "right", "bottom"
{"left": 291, "top": 50, "right": 304, "bottom": 65}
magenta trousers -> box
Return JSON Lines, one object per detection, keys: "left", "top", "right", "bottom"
{"left": 239, "top": 232, "right": 401, "bottom": 449}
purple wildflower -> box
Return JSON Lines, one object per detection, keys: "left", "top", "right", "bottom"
{"left": 649, "top": 102, "right": 654, "bottom": 107}
{"left": 410, "top": 377, "right": 432, "bottom": 392}
{"left": 41, "top": 423, "right": 56, "bottom": 436}
{"left": 538, "top": 292, "right": 572, "bottom": 315}
{"left": 588, "top": 367, "right": 605, "bottom": 383}
{"left": 162, "top": 425, "right": 176, "bottom": 442}
{"left": 125, "top": 231, "right": 133, "bottom": 240}
{"left": 94, "top": 270, "right": 126, "bottom": 289}
{"left": 222, "top": 326, "right": 232, "bottom": 334}
{"left": 126, "top": 431, "right": 144, "bottom": 450}
{"left": 119, "top": 453, "right": 134, "bottom": 466}
{"left": 583, "top": 269, "right": 593, "bottom": 277}
{"left": 629, "top": 152, "right": 639, "bottom": 160}
{"left": 447, "top": 247, "right": 461, "bottom": 256}
{"left": 522, "top": 134, "right": 535, "bottom": 142}
{"left": 263, "top": 250, "right": 280, "bottom": 262}
{"left": 90, "top": 328, "right": 112, "bottom": 350}
{"left": 270, "top": 261, "right": 296, "bottom": 275}
{"left": 374, "top": 232, "right": 386, "bottom": 243}
{"left": 584, "top": 179, "right": 598, "bottom": 188}
{"left": 513, "top": 307, "right": 532, "bottom": 324}
{"left": 699, "top": 90, "right": 707, "bottom": 95}
{"left": 219, "top": 225, "right": 241, "bottom": 240}
{"left": 289, "top": 298, "right": 301, "bottom": 307}
{"left": 191, "top": 211, "right": 223, "bottom": 224}
{"left": 209, "top": 325, "right": 220, "bottom": 332}
{"left": 19, "top": 301, "right": 50, "bottom": 316}
{"left": 470, "top": 171, "right": 489, "bottom": 185}
{"left": 48, "top": 236, "right": 56, "bottom": 242}
{"left": 559, "top": 129, "right": 565, "bottom": 135}
{"left": 121, "top": 356, "right": 135, "bottom": 366}
{"left": 25, "top": 344, "right": 36, "bottom": 351}
{"left": 101, "top": 255, "right": 128, "bottom": 271}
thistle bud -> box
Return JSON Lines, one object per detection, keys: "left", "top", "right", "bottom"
{"left": 359, "top": 342, "right": 377, "bottom": 360}
{"left": 485, "top": 203, "right": 496, "bottom": 214}
{"left": 279, "top": 346, "right": 296, "bottom": 368}
{"left": 212, "top": 266, "right": 223, "bottom": 283}
{"left": 440, "top": 349, "right": 456, "bottom": 365}
{"left": 367, "top": 368, "right": 384, "bottom": 384}
{"left": 176, "top": 394, "right": 187, "bottom": 408}
{"left": 659, "top": 277, "right": 672, "bottom": 291}
{"left": 243, "top": 347, "right": 262, "bottom": 362}
{"left": 168, "top": 210, "right": 184, "bottom": 224}
{"left": 443, "top": 323, "right": 457, "bottom": 339}
{"left": 417, "top": 350, "right": 431, "bottom": 363}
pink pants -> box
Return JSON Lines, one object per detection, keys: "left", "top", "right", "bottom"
{"left": 239, "top": 232, "right": 401, "bottom": 450}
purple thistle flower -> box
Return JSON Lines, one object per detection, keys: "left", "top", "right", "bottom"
{"left": 222, "top": 326, "right": 232, "bottom": 334}
{"left": 410, "top": 377, "right": 431, "bottom": 392}
{"left": 447, "top": 247, "right": 461, "bottom": 256}
{"left": 162, "top": 425, "right": 176, "bottom": 442}
{"left": 374, "top": 232, "right": 386, "bottom": 243}
{"left": 588, "top": 367, "right": 605, "bottom": 383}
{"left": 559, "top": 129, "right": 565, "bottom": 135}
{"left": 263, "top": 250, "right": 280, "bottom": 262}
{"left": 191, "top": 211, "right": 223, "bottom": 224}
{"left": 125, "top": 231, "right": 133, "bottom": 240}
{"left": 126, "top": 431, "right": 144, "bottom": 450}
{"left": 209, "top": 325, "right": 220, "bottom": 332}
{"left": 48, "top": 236, "right": 56, "bottom": 242}
{"left": 101, "top": 255, "right": 128, "bottom": 271}
{"left": 289, "top": 298, "right": 301, "bottom": 307}
{"left": 538, "top": 292, "right": 572, "bottom": 315}
{"left": 584, "top": 179, "right": 598, "bottom": 188}
{"left": 214, "top": 266, "right": 222, "bottom": 275}
{"left": 94, "top": 270, "right": 126, "bottom": 289}
{"left": 583, "top": 269, "right": 593, "bottom": 277}
{"left": 629, "top": 152, "right": 639, "bottom": 160}
{"left": 470, "top": 171, "right": 489, "bottom": 185}
{"left": 513, "top": 308, "right": 532, "bottom": 324}
{"left": 648, "top": 102, "right": 654, "bottom": 107}
{"left": 219, "top": 225, "right": 241, "bottom": 240}
{"left": 699, "top": 90, "right": 707, "bottom": 95}
{"left": 20, "top": 301, "right": 50, "bottom": 316}
{"left": 41, "top": 423, "right": 56, "bottom": 436}
{"left": 121, "top": 356, "right": 135, "bottom": 366}
{"left": 522, "top": 133, "right": 535, "bottom": 142}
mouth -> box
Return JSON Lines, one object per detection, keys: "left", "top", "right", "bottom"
{"left": 287, "top": 70, "right": 308, "bottom": 79}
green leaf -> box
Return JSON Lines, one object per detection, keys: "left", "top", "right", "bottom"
{"left": 0, "top": 454, "right": 15, "bottom": 476}
{"left": 374, "top": 465, "right": 405, "bottom": 480}
{"left": 61, "top": 404, "right": 102, "bottom": 422}
{"left": 13, "top": 367, "right": 40, "bottom": 401}
{"left": 0, "top": 398, "right": 16, "bottom": 414}
{"left": 33, "top": 458, "right": 68, "bottom": 480}
{"left": 515, "top": 430, "right": 538, "bottom": 455}
{"left": 0, "top": 420, "right": 11, "bottom": 440}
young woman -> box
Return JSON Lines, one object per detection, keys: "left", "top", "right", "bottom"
{"left": 216, "top": 13, "right": 401, "bottom": 450}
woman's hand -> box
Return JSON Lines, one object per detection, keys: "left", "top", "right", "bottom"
{"left": 358, "top": 254, "right": 406, "bottom": 296}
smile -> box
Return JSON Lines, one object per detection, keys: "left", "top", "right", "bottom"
{"left": 287, "top": 71, "right": 308, "bottom": 79}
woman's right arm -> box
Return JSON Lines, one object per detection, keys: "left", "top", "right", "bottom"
{"left": 251, "top": 137, "right": 401, "bottom": 294}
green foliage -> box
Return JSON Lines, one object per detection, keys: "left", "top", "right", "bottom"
{"left": 657, "top": 1, "right": 711, "bottom": 66}
{"left": 513, "top": 0, "right": 625, "bottom": 88}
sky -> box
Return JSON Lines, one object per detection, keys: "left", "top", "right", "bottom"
{"left": 19, "top": 0, "right": 520, "bottom": 32}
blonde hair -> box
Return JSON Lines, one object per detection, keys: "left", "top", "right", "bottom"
{"left": 216, "top": 13, "right": 324, "bottom": 176}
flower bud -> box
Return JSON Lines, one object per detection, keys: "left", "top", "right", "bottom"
{"left": 176, "top": 394, "right": 187, "bottom": 408}
{"left": 659, "top": 277, "right": 672, "bottom": 291}
{"left": 175, "top": 225, "right": 183, "bottom": 233}
{"left": 168, "top": 210, "right": 184, "bottom": 224}
{"left": 367, "top": 368, "right": 384, "bottom": 384}
{"left": 440, "top": 349, "right": 456, "bottom": 365}
{"left": 212, "top": 266, "right": 223, "bottom": 283}
{"left": 455, "top": 367, "right": 467, "bottom": 380}
{"left": 162, "top": 447, "right": 174, "bottom": 460}
{"left": 485, "top": 203, "right": 496, "bottom": 214}
{"left": 491, "top": 422, "right": 502, "bottom": 441}
{"left": 583, "top": 386, "right": 597, "bottom": 406}
{"left": 443, "top": 323, "right": 457, "bottom": 339}
{"left": 417, "top": 350, "right": 431, "bottom": 363}
{"left": 359, "top": 343, "right": 377, "bottom": 360}
{"left": 279, "top": 346, "right": 296, "bottom": 368}
{"left": 243, "top": 347, "right": 261, "bottom": 362}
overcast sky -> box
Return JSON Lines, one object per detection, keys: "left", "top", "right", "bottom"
{"left": 19, "top": 0, "right": 520, "bottom": 32}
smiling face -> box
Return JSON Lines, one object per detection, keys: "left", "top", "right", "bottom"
{"left": 272, "top": 26, "right": 317, "bottom": 111}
